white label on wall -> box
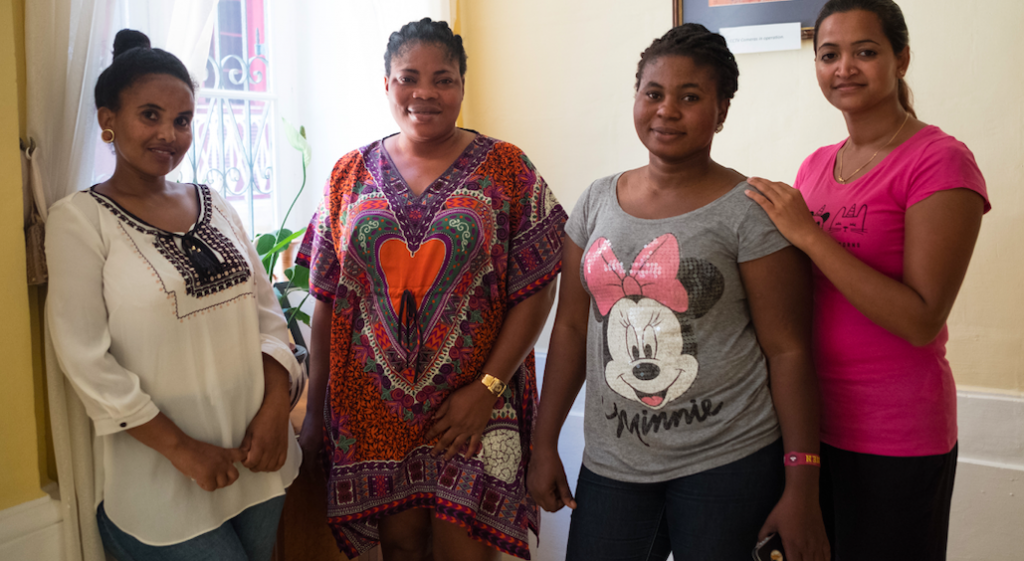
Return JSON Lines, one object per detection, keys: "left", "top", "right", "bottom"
{"left": 719, "top": 22, "right": 801, "bottom": 54}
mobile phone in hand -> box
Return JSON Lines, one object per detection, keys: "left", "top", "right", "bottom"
{"left": 752, "top": 533, "right": 786, "bottom": 561}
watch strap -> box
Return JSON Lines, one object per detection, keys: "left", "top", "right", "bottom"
{"left": 480, "top": 374, "right": 507, "bottom": 396}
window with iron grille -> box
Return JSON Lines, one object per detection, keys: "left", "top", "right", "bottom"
{"left": 91, "top": 0, "right": 279, "bottom": 237}
{"left": 180, "top": 0, "right": 276, "bottom": 236}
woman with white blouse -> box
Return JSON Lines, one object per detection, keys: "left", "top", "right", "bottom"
{"left": 45, "top": 29, "right": 300, "bottom": 561}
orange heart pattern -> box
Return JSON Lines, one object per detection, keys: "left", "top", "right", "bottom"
{"left": 378, "top": 237, "right": 447, "bottom": 317}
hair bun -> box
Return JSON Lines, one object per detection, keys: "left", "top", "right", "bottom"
{"left": 112, "top": 29, "right": 151, "bottom": 59}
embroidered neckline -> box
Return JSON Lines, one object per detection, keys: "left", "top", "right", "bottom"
{"left": 89, "top": 184, "right": 206, "bottom": 235}
{"left": 89, "top": 185, "right": 251, "bottom": 298}
{"left": 366, "top": 133, "right": 495, "bottom": 252}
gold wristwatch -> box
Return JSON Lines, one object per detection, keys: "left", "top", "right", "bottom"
{"left": 480, "top": 374, "right": 507, "bottom": 396}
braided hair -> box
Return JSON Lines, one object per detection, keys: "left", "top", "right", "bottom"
{"left": 814, "top": 0, "right": 915, "bottom": 117}
{"left": 384, "top": 18, "right": 467, "bottom": 77}
{"left": 635, "top": 23, "right": 739, "bottom": 101}
{"left": 94, "top": 29, "right": 194, "bottom": 111}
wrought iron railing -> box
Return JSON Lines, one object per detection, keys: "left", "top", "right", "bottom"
{"left": 178, "top": 0, "right": 275, "bottom": 236}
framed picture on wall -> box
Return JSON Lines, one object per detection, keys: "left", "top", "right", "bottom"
{"left": 673, "top": 0, "right": 829, "bottom": 39}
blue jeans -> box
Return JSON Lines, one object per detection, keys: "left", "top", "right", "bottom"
{"left": 566, "top": 439, "right": 784, "bottom": 561}
{"left": 97, "top": 495, "right": 286, "bottom": 561}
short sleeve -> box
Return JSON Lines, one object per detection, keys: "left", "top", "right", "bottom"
{"left": 905, "top": 137, "right": 990, "bottom": 213}
{"left": 793, "top": 145, "right": 835, "bottom": 193}
{"left": 736, "top": 190, "right": 791, "bottom": 263}
{"left": 506, "top": 153, "right": 568, "bottom": 305}
{"left": 297, "top": 180, "right": 341, "bottom": 304}
{"left": 45, "top": 195, "right": 160, "bottom": 436}
{"left": 564, "top": 181, "right": 594, "bottom": 250}
{"left": 792, "top": 153, "right": 814, "bottom": 191}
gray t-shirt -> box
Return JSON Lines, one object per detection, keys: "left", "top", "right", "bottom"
{"left": 565, "top": 172, "right": 790, "bottom": 483}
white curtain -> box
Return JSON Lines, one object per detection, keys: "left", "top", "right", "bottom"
{"left": 26, "top": 2, "right": 216, "bottom": 560}
{"left": 25, "top": 0, "right": 216, "bottom": 210}
{"left": 25, "top": 0, "right": 113, "bottom": 215}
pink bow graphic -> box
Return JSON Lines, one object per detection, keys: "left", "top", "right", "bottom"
{"left": 584, "top": 234, "right": 689, "bottom": 316}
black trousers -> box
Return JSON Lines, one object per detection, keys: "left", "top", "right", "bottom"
{"left": 820, "top": 442, "right": 958, "bottom": 561}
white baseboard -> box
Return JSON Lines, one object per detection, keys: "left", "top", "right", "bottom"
{"left": 957, "top": 390, "right": 1024, "bottom": 471}
{"left": 0, "top": 492, "right": 64, "bottom": 561}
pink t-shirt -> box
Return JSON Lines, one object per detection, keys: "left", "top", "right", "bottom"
{"left": 795, "top": 125, "right": 989, "bottom": 456}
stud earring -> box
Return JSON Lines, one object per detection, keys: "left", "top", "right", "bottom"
{"left": 101, "top": 129, "right": 115, "bottom": 143}
{"left": 715, "top": 123, "right": 724, "bottom": 133}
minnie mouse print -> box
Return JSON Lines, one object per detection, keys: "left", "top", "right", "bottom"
{"left": 583, "top": 234, "right": 724, "bottom": 411}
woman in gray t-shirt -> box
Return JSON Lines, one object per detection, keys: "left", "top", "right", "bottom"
{"left": 527, "top": 24, "right": 829, "bottom": 561}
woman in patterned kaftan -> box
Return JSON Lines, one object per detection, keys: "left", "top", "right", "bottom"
{"left": 296, "top": 18, "right": 566, "bottom": 561}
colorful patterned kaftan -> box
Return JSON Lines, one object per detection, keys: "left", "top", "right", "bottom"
{"left": 297, "top": 133, "right": 566, "bottom": 559}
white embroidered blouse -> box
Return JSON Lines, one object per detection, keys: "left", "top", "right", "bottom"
{"left": 45, "top": 184, "right": 301, "bottom": 545}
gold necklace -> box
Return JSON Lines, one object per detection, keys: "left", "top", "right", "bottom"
{"left": 836, "top": 112, "right": 910, "bottom": 184}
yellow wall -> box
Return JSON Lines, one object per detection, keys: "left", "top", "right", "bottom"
{"left": 460, "top": 0, "right": 669, "bottom": 204}
{"left": 11, "top": 0, "right": 22, "bottom": 138}
{"left": 0, "top": 0, "right": 45, "bottom": 511}
{"left": 10, "top": 0, "right": 52, "bottom": 487}
{"left": 460, "top": 0, "right": 1024, "bottom": 394}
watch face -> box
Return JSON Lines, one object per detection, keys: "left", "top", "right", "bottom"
{"left": 482, "top": 375, "right": 505, "bottom": 395}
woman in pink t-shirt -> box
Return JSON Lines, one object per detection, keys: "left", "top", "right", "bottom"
{"left": 745, "top": 0, "right": 989, "bottom": 559}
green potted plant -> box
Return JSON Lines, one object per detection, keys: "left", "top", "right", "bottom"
{"left": 254, "top": 118, "right": 312, "bottom": 407}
